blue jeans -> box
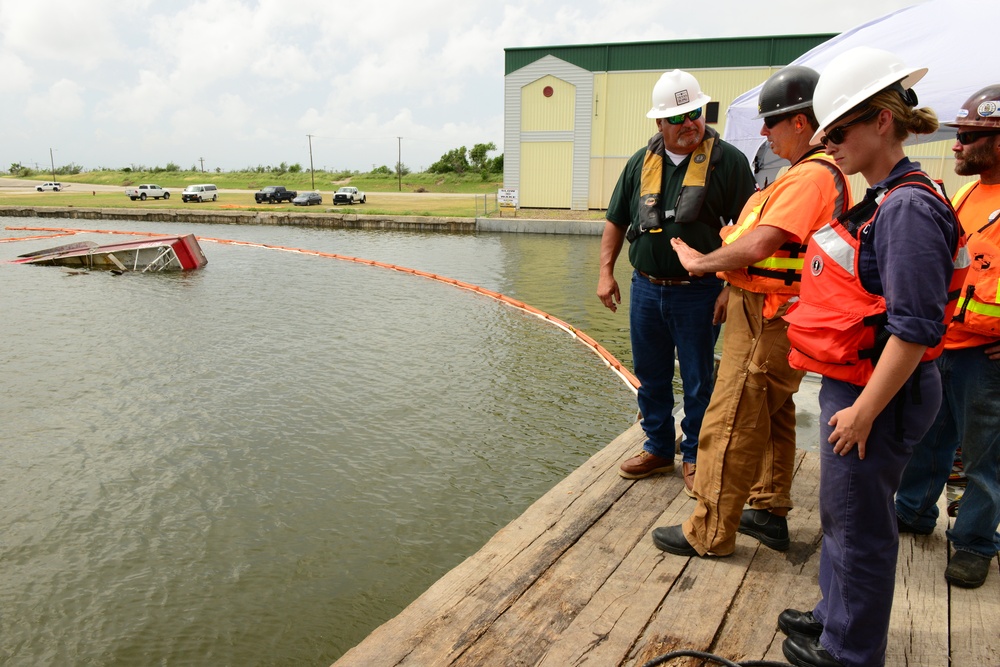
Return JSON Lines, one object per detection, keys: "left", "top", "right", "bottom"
{"left": 895, "top": 346, "right": 1000, "bottom": 558}
{"left": 629, "top": 270, "right": 721, "bottom": 463}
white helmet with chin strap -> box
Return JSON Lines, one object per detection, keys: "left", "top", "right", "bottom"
{"left": 811, "top": 46, "right": 927, "bottom": 144}
{"left": 646, "top": 70, "right": 711, "bottom": 119}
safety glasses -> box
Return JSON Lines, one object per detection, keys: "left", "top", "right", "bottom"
{"left": 666, "top": 107, "right": 703, "bottom": 125}
{"left": 763, "top": 112, "right": 797, "bottom": 130}
{"left": 956, "top": 129, "right": 1000, "bottom": 145}
{"left": 821, "top": 107, "right": 880, "bottom": 147}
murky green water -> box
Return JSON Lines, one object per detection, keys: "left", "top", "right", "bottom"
{"left": 0, "top": 218, "right": 638, "bottom": 665}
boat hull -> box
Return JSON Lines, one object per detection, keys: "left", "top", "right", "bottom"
{"left": 14, "top": 234, "right": 207, "bottom": 271}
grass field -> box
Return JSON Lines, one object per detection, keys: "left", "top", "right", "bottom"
{"left": 10, "top": 170, "right": 505, "bottom": 194}
{"left": 0, "top": 189, "right": 503, "bottom": 218}
{"left": 0, "top": 172, "right": 607, "bottom": 220}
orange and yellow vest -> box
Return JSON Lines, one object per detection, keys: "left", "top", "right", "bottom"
{"left": 947, "top": 180, "right": 1000, "bottom": 346}
{"left": 721, "top": 152, "right": 850, "bottom": 299}
{"left": 784, "top": 171, "right": 969, "bottom": 385}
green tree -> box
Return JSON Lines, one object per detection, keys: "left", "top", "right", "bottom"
{"left": 469, "top": 142, "right": 496, "bottom": 171}
{"left": 428, "top": 146, "right": 470, "bottom": 174}
{"left": 371, "top": 165, "right": 393, "bottom": 175}
{"left": 395, "top": 161, "right": 410, "bottom": 177}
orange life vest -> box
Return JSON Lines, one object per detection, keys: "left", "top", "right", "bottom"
{"left": 948, "top": 181, "right": 1000, "bottom": 341}
{"left": 722, "top": 151, "right": 850, "bottom": 295}
{"left": 784, "top": 171, "right": 969, "bottom": 385}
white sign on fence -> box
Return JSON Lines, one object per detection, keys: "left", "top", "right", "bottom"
{"left": 498, "top": 188, "right": 519, "bottom": 209}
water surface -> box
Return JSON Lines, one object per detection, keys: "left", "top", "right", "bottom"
{"left": 0, "top": 218, "right": 638, "bottom": 665}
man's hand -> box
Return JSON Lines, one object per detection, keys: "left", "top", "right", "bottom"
{"left": 598, "top": 273, "right": 621, "bottom": 313}
{"left": 985, "top": 342, "right": 1000, "bottom": 361}
{"left": 713, "top": 286, "right": 729, "bottom": 325}
{"left": 670, "top": 237, "right": 706, "bottom": 276}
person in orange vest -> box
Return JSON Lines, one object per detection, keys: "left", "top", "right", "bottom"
{"left": 650, "top": 66, "right": 850, "bottom": 559}
{"left": 776, "top": 47, "right": 967, "bottom": 667}
{"left": 895, "top": 84, "right": 1000, "bottom": 589}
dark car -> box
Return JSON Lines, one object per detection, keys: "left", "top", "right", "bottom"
{"left": 292, "top": 191, "right": 322, "bottom": 206}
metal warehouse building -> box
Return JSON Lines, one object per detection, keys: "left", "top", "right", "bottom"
{"left": 503, "top": 35, "right": 961, "bottom": 211}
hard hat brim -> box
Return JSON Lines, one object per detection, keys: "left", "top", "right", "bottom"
{"left": 646, "top": 92, "right": 712, "bottom": 119}
{"left": 755, "top": 100, "right": 813, "bottom": 119}
{"left": 811, "top": 67, "right": 927, "bottom": 145}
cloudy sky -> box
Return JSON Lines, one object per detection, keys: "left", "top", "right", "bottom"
{"left": 1, "top": 0, "right": 929, "bottom": 175}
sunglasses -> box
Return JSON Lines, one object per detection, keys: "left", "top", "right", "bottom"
{"left": 821, "top": 107, "right": 880, "bottom": 147}
{"left": 956, "top": 129, "right": 1000, "bottom": 145}
{"left": 763, "top": 112, "right": 797, "bottom": 129}
{"left": 666, "top": 107, "right": 703, "bottom": 125}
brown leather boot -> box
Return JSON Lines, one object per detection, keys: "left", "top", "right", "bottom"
{"left": 619, "top": 451, "right": 674, "bottom": 479}
{"left": 683, "top": 462, "right": 697, "bottom": 498}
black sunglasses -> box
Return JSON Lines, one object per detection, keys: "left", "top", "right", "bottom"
{"left": 666, "top": 108, "right": 703, "bottom": 125}
{"left": 763, "top": 112, "right": 797, "bottom": 129}
{"left": 956, "top": 129, "right": 1000, "bottom": 145}
{"left": 821, "top": 107, "right": 881, "bottom": 147}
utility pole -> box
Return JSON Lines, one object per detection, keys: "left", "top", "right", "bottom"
{"left": 397, "top": 136, "right": 402, "bottom": 192}
{"left": 199, "top": 157, "right": 205, "bottom": 172}
{"left": 49, "top": 148, "right": 56, "bottom": 181}
{"left": 307, "top": 134, "right": 315, "bottom": 190}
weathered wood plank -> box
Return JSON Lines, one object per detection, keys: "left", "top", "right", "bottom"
{"left": 454, "top": 469, "right": 686, "bottom": 666}
{"left": 710, "top": 450, "right": 823, "bottom": 664}
{"left": 949, "top": 548, "right": 1000, "bottom": 666}
{"left": 535, "top": 491, "right": 710, "bottom": 667}
{"left": 888, "top": 496, "right": 951, "bottom": 666}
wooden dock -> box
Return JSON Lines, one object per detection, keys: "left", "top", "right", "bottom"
{"left": 335, "top": 382, "right": 999, "bottom": 666}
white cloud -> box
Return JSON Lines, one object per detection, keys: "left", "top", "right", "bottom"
{"left": 0, "top": 0, "right": 935, "bottom": 172}
{"left": 24, "top": 79, "right": 86, "bottom": 123}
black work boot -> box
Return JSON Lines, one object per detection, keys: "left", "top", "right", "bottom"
{"left": 738, "top": 508, "right": 790, "bottom": 551}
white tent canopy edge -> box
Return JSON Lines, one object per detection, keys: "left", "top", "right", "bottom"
{"left": 723, "top": 0, "right": 999, "bottom": 186}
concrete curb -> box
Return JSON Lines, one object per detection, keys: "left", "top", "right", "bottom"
{"left": 0, "top": 206, "right": 605, "bottom": 236}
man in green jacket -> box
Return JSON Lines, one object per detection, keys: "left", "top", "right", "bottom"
{"left": 598, "top": 69, "right": 756, "bottom": 494}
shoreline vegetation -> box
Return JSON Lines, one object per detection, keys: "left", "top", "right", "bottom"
{"left": 0, "top": 172, "right": 607, "bottom": 221}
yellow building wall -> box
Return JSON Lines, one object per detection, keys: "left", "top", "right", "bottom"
{"left": 521, "top": 142, "right": 573, "bottom": 208}
{"left": 521, "top": 75, "right": 576, "bottom": 132}
{"left": 588, "top": 67, "right": 776, "bottom": 208}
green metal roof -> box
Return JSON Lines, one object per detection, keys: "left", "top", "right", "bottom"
{"left": 505, "top": 34, "right": 835, "bottom": 75}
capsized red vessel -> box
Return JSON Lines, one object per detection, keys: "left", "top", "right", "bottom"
{"left": 12, "top": 234, "right": 207, "bottom": 272}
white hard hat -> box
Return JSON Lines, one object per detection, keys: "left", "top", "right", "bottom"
{"left": 646, "top": 70, "right": 711, "bottom": 119}
{"left": 811, "top": 46, "right": 927, "bottom": 144}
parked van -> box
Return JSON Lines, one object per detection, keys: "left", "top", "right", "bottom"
{"left": 181, "top": 184, "right": 218, "bottom": 203}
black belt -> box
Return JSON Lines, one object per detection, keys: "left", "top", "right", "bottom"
{"left": 638, "top": 270, "right": 691, "bottom": 286}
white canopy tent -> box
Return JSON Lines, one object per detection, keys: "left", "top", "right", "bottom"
{"left": 724, "top": 0, "right": 1000, "bottom": 186}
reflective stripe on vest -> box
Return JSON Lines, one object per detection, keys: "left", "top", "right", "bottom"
{"left": 809, "top": 223, "right": 856, "bottom": 276}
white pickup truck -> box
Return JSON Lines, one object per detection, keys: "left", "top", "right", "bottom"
{"left": 125, "top": 184, "right": 170, "bottom": 201}
{"left": 333, "top": 186, "right": 366, "bottom": 205}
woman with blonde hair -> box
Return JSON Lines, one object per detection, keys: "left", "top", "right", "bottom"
{"left": 777, "top": 47, "right": 967, "bottom": 667}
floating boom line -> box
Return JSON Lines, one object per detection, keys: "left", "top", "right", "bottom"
{"left": 4, "top": 226, "right": 639, "bottom": 393}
